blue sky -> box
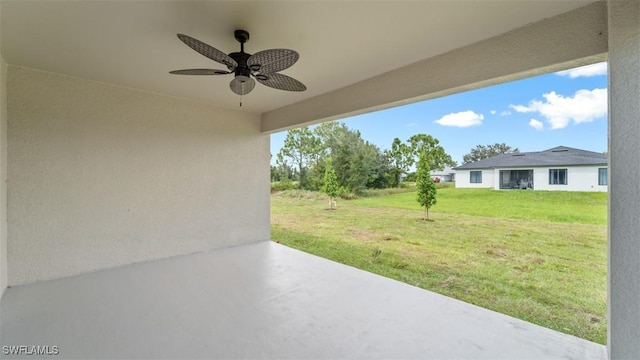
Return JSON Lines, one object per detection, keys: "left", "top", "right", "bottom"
{"left": 270, "top": 62, "right": 608, "bottom": 165}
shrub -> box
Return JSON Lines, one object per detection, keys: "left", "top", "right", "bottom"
{"left": 271, "top": 179, "right": 297, "bottom": 192}
{"left": 435, "top": 182, "right": 455, "bottom": 189}
{"left": 276, "top": 189, "right": 327, "bottom": 200}
{"left": 338, "top": 186, "right": 358, "bottom": 200}
{"left": 358, "top": 187, "right": 414, "bottom": 198}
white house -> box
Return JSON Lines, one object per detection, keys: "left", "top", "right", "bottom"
{"left": 431, "top": 167, "right": 456, "bottom": 182}
{"left": 454, "top": 146, "right": 607, "bottom": 192}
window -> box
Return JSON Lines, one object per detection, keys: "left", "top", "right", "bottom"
{"left": 470, "top": 171, "right": 482, "bottom": 184}
{"left": 549, "top": 169, "right": 567, "bottom": 185}
{"left": 598, "top": 168, "right": 607, "bottom": 186}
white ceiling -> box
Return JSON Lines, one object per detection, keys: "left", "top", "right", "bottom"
{"left": 1, "top": 1, "right": 596, "bottom": 114}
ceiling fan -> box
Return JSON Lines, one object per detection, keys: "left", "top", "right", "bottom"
{"left": 170, "top": 29, "right": 306, "bottom": 98}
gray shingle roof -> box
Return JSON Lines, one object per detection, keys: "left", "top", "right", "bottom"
{"left": 453, "top": 146, "right": 607, "bottom": 170}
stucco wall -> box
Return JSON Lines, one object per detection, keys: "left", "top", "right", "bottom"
{"left": 533, "top": 166, "right": 607, "bottom": 192}
{"left": 608, "top": 1, "right": 640, "bottom": 357}
{"left": 454, "top": 169, "right": 494, "bottom": 189}
{"left": 7, "top": 66, "right": 269, "bottom": 286}
{"left": 0, "top": 57, "right": 7, "bottom": 296}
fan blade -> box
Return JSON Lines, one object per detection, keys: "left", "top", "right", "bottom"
{"left": 170, "top": 69, "right": 231, "bottom": 75}
{"left": 229, "top": 77, "right": 256, "bottom": 95}
{"left": 177, "top": 34, "right": 238, "bottom": 70}
{"left": 247, "top": 49, "right": 299, "bottom": 73}
{"left": 255, "top": 73, "right": 306, "bottom": 92}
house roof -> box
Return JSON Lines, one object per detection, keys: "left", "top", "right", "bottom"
{"left": 453, "top": 146, "right": 607, "bottom": 170}
{"left": 430, "top": 167, "right": 456, "bottom": 176}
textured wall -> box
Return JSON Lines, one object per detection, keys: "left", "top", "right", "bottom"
{"left": 454, "top": 170, "right": 494, "bottom": 189}
{"left": 608, "top": 1, "right": 640, "bottom": 358}
{"left": 7, "top": 66, "right": 269, "bottom": 285}
{"left": 532, "top": 167, "right": 607, "bottom": 192}
{"left": 0, "top": 57, "right": 7, "bottom": 295}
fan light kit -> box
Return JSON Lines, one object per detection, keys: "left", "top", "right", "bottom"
{"left": 170, "top": 29, "right": 306, "bottom": 106}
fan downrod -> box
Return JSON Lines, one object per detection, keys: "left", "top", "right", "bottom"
{"left": 234, "top": 30, "right": 250, "bottom": 44}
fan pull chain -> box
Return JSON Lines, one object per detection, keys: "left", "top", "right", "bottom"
{"left": 239, "top": 94, "right": 243, "bottom": 107}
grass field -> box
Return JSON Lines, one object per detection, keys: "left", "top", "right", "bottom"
{"left": 271, "top": 187, "right": 607, "bottom": 344}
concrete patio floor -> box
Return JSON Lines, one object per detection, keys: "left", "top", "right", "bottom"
{"left": 1, "top": 241, "right": 606, "bottom": 359}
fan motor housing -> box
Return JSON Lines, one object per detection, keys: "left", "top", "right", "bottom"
{"left": 229, "top": 52, "right": 252, "bottom": 81}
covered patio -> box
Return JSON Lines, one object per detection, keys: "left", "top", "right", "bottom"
{"left": 2, "top": 241, "right": 606, "bottom": 359}
{"left": 0, "top": 1, "right": 638, "bottom": 359}
{"left": 500, "top": 170, "right": 534, "bottom": 190}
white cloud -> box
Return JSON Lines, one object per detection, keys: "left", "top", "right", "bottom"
{"left": 529, "top": 118, "right": 544, "bottom": 131}
{"left": 509, "top": 105, "right": 529, "bottom": 113}
{"left": 434, "top": 111, "right": 484, "bottom": 128}
{"left": 490, "top": 110, "right": 497, "bottom": 115}
{"left": 510, "top": 88, "right": 607, "bottom": 129}
{"left": 556, "top": 62, "right": 607, "bottom": 78}
{"left": 500, "top": 110, "right": 511, "bottom": 116}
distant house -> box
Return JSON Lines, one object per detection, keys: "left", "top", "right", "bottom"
{"left": 453, "top": 146, "right": 607, "bottom": 192}
{"left": 430, "top": 167, "right": 456, "bottom": 182}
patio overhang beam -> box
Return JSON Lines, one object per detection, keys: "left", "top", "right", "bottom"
{"left": 260, "top": 1, "right": 607, "bottom": 133}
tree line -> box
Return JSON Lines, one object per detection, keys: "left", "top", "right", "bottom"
{"left": 271, "top": 121, "right": 456, "bottom": 194}
{"left": 462, "top": 143, "right": 519, "bottom": 164}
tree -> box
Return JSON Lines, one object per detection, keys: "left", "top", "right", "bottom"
{"left": 408, "top": 134, "right": 456, "bottom": 171}
{"left": 416, "top": 151, "right": 437, "bottom": 220}
{"left": 462, "top": 143, "right": 519, "bottom": 165}
{"left": 274, "top": 153, "right": 297, "bottom": 181}
{"left": 323, "top": 157, "right": 339, "bottom": 209}
{"left": 368, "top": 147, "right": 393, "bottom": 189}
{"left": 315, "top": 122, "right": 387, "bottom": 193}
{"left": 386, "top": 138, "right": 413, "bottom": 187}
{"left": 277, "top": 127, "right": 320, "bottom": 188}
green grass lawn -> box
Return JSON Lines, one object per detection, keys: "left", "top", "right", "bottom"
{"left": 271, "top": 187, "right": 607, "bottom": 344}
